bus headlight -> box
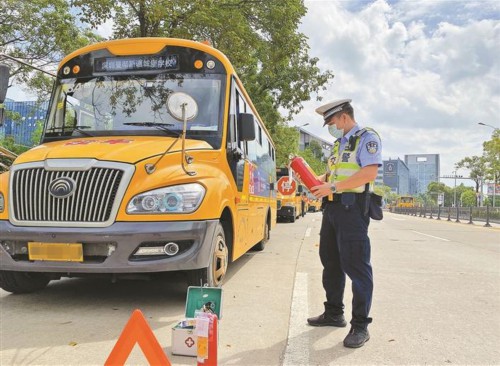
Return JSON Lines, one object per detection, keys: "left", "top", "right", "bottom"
{"left": 127, "top": 183, "right": 205, "bottom": 214}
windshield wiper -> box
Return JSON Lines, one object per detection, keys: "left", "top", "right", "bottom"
{"left": 123, "top": 122, "right": 179, "bottom": 137}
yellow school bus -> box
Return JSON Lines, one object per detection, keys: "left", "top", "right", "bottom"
{"left": 276, "top": 167, "right": 303, "bottom": 222}
{"left": 307, "top": 194, "right": 322, "bottom": 212}
{"left": 396, "top": 196, "right": 415, "bottom": 208}
{"left": 0, "top": 38, "right": 277, "bottom": 293}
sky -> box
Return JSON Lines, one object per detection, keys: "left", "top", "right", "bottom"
{"left": 293, "top": 0, "right": 500, "bottom": 187}
{"left": 6, "top": 0, "right": 499, "bottom": 186}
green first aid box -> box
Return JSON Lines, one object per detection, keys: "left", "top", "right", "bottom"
{"left": 185, "top": 286, "right": 223, "bottom": 319}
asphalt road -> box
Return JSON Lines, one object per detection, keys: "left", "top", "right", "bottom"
{"left": 1, "top": 211, "right": 499, "bottom": 365}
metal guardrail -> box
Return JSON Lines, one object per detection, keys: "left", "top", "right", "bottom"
{"left": 391, "top": 206, "right": 500, "bottom": 227}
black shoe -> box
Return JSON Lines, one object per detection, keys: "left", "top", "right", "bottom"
{"left": 307, "top": 313, "right": 347, "bottom": 327}
{"left": 343, "top": 327, "right": 370, "bottom": 348}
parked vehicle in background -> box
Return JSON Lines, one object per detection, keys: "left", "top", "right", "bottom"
{"left": 0, "top": 38, "right": 277, "bottom": 293}
{"left": 276, "top": 167, "right": 303, "bottom": 222}
{"left": 396, "top": 196, "right": 416, "bottom": 208}
{"left": 308, "top": 195, "right": 322, "bottom": 212}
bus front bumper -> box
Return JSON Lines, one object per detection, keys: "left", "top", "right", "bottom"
{"left": 277, "top": 206, "right": 295, "bottom": 218}
{"left": 0, "top": 220, "right": 218, "bottom": 273}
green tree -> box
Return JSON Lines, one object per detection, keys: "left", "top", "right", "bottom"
{"left": 455, "top": 156, "right": 486, "bottom": 205}
{"left": 297, "top": 147, "right": 326, "bottom": 177}
{"left": 31, "top": 120, "right": 44, "bottom": 145}
{"left": 483, "top": 129, "right": 500, "bottom": 206}
{"left": 72, "top": 0, "right": 333, "bottom": 140}
{"left": 308, "top": 140, "right": 324, "bottom": 161}
{"left": 454, "top": 183, "right": 473, "bottom": 207}
{"left": 274, "top": 124, "right": 300, "bottom": 167}
{"left": 1, "top": 0, "right": 100, "bottom": 98}
{"left": 374, "top": 185, "right": 397, "bottom": 206}
{"left": 417, "top": 192, "right": 432, "bottom": 207}
{"left": 427, "top": 181, "right": 453, "bottom": 206}
{"left": 0, "top": 136, "right": 31, "bottom": 172}
{"left": 461, "top": 190, "right": 476, "bottom": 207}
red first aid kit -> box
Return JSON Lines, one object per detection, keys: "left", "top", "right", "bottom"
{"left": 289, "top": 156, "right": 322, "bottom": 190}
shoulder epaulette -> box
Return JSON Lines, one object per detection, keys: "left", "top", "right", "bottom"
{"left": 354, "top": 127, "right": 379, "bottom": 138}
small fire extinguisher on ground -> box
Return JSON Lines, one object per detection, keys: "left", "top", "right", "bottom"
{"left": 289, "top": 155, "right": 322, "bottom": 191}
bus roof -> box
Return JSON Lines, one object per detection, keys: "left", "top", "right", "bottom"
{"left": 58, "top": 37, "right": 234, "bottom": 73}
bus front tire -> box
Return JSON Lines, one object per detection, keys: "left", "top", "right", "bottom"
{"left": 187, "top": 223, "right": 228, "bottom": 288}
{"left": 0, "top": 271, "right": 51, "bottom": 294}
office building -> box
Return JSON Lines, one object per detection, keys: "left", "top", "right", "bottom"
{"left": 383, "top": 158, "right": 410, "bottom": 194}
{"left": 297, "top": 127, "right": 333, "bottom": 159}
{"left": 404, "top": 154, "right": 440, "bottom": 195}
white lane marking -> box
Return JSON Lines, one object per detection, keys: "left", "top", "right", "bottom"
{"left": 283, "top": 272, "right": 309, "bottom": 366}
{"left": 392, "top": 217, "right": 406, "bottom": 221}
{"left": 411, "top": 230, "right": 450, "bottom": 242}
{"left": 305, "top": 228, "right": 312, "bottom": 237}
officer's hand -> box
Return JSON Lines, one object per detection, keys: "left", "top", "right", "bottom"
{"left": 310, "top": 183, "right": 332, "bottom": 198}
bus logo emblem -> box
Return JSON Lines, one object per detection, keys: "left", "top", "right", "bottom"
{"left": 48, "top": 177, "right": 76, "bottom": 198}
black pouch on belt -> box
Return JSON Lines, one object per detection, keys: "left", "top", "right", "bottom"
{"left": 341, "top": 192, "right": 356, "bottom": 209}
{"left": 368, "top": 193, "right": 383, "bottom": 220}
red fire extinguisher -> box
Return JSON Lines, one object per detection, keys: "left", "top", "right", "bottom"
{"left": 289, "top": 155, "right": 322, "bottom": 190}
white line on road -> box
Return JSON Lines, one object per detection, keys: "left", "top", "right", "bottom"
{"left": 305, "top": 228, "right": 312, "bottom": 237}
{"left": 391, "top": 217, "right": 406, "bottom": 221}
{"left": 411, "top": 230, "right": 450, "bottom": 242}
{"left": 283, "top": 272, "right": 309, "bottom": 366}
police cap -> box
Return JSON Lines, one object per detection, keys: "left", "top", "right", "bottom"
{"left": 315, "top": 99, "right": 352, "bottom": 126}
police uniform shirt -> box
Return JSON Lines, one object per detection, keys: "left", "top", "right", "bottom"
{"left": 337, "top": 124, "right": 382, "bottom": 169}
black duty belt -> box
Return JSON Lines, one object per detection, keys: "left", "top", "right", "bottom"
{"left": 325, "top": 193, "right": 365, "bottom": 203}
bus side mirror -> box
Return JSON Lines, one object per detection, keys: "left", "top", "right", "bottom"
{"left": 269, "top": 182, "right": 275, "bottom": 191}
{"left": 297, "top": 185, "right": 304, "bottom": 193}
{"left": 0, "top": 64, "right": 10, "bottom": 126}
{"left": 238, "top": 113, "right": 256, "bottom": 141}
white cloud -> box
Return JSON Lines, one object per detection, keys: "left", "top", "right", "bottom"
{"left": 295, "top": 0, "right": 500, "bottom": 179}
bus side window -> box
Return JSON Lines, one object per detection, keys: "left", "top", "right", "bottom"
{"left": 229, "top": 81, "right": 246, "bottom": 192}
{"left": 236, "top": 91, "right": 247, "bottom": 154}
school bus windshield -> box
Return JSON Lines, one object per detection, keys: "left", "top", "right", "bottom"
{"left": 45, "top": 73, "right": 225, "bottom": 148}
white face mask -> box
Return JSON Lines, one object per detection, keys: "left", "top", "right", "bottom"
{"left": 328, "top": 124, "right": 344, "bottom": 139}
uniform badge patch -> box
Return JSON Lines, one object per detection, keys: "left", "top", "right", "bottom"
{"left": 366, "top": 141, "right": 378, "bottom": 154}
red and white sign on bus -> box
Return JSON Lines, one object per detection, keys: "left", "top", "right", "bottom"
{"left": 277, "top": 176, "right": 297, "bottom": 196}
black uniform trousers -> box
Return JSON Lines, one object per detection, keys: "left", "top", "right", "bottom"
{"left": 319, "top": 193, "right": 373, "bottom": 329}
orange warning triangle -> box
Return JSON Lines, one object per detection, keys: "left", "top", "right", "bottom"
{"left": 105, "top": 309, "right": 171, "bottom": 366}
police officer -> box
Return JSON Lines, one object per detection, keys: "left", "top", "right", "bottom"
{"left": 308, "top": 99, "right": 382, "bottom": 348}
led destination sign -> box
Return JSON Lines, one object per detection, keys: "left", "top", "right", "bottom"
{"left": 94, "top": 55, "right": 179, "bottom": 72}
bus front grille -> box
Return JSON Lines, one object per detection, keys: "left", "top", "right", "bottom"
{"left": 11, "top": 167, "right": 124, "bottom": 224}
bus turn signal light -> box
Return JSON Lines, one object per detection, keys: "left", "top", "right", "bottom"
{"left": 194, "top": 60, "right": 203, "bottom": 69}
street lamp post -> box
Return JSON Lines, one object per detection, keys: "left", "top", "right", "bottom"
{"left": 478, "top": 122, "right": 499, "bottom": 130}
{"left": 453, "top": 170, "right": 457, "bottom": 208}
